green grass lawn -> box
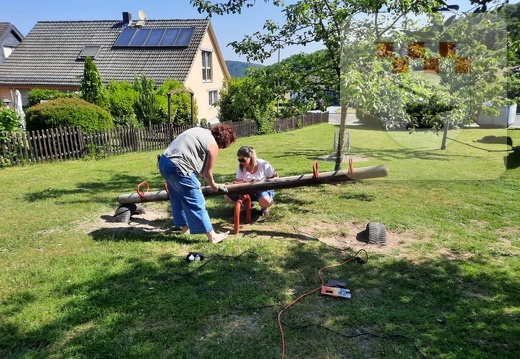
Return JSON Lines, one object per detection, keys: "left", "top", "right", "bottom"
{"left": 1, "top": 123, "right": 519, "bottom": 358}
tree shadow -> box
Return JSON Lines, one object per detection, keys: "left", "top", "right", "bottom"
{"left": 2, "top": 238, "right": 518, "bottom": 358}
{"left": 505, "top": 151, "right": 520, "bottom": 169}
{"left": 24, "top": 172, "right": 165, "bottom": 204}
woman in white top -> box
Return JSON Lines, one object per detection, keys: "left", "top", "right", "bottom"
{"left": 224, "top": 146, "right": 278, "bottom": 217}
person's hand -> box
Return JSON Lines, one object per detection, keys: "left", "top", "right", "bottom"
{"left": 217, "top": 185, "right": 229, "bottom": 194}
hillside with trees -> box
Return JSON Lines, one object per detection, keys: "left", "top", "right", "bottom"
{"left": 225, "top": 60, "right": 263, "bottom": 78}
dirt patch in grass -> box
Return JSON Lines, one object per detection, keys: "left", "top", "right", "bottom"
{"left": 81, "top": 203, "right": 171, "bottom": 235}
{"left": 83, "top": 204, "right": 422, "bottom": 259}
{"left": 292, "top": 220, "right": 418, "bottom": 255}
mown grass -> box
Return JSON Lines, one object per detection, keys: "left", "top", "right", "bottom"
{"left": 1, "top": 122, "right": 519, "bottom": 359}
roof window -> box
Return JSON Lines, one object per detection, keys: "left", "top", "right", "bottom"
{"left": 77, "top": 45, "right": 101, "bottom": 60}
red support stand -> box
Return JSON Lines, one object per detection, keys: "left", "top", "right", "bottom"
{"left": 234, "top": 194, "right": 252, "bottom": 234}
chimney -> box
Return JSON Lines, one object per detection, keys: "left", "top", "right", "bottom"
{"left": 122, "top": 12, "right": 132, "bottom": 25}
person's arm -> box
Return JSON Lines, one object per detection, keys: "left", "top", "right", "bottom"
{"left": 235, "top": 166, "right": 245, "bottom": 183}
{"left": 267, "top": 170, "right": 278, "bottom": 179}
{"left": 202, "top": 141, "right": 219, "bottom": 191}
{"left": 266, "top": 161, "right": 278, "bottom": 179}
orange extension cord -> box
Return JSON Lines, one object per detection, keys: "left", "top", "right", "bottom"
{"left": 277, "top": 249, "right": 368, "bottom": 359}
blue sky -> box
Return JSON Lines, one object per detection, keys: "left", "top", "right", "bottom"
{"left": 0, "top": 0, "right": 310, "bottom": 65}
{"left": 1, "top": 1, "right": 515, "bottom": 65}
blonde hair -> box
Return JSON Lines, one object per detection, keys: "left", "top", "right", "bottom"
{"left": 237, "top": 145, "right": 257, "bottom": 168}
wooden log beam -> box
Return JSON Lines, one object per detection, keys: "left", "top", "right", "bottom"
{"left": 117, "top": 165, "right": 389, "bottom": 205}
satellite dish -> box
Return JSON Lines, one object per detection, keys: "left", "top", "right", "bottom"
{"left": 138, "top": 10, "right": 147, "bottom": 20}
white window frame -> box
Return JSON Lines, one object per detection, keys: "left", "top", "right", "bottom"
{"left": 202, "top": 50, "right": 213, "bottom": 82}
{"left": 208, "top": 89, "right": 218, "bottom": 108}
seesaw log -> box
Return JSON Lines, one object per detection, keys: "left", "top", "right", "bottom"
{"left": 117, "top": 165, "right": 389, "bottom": 205}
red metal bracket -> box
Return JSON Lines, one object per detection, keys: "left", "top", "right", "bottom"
{"left": 313, "top": 161, "right": 319, "bottom": 180}
{"left": 234, "top": 194, "right": 252, "bottom": 234}
{"left": 137, "top": 181, "right": 150, "bottom": 200}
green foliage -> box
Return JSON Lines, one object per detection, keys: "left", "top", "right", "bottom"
{"left": 133, "top": 75, "right": 162, "bottom": 126}
{"left": 0, "top": 108, "right": 25, "bottom": 166}
{"left": 507, "top": 69, "right": 520, "bottom": 100}
{"left": 498, "top": 2, "right": 520, "bottom": 63}
{"left": 106, "top": 81, "right": 140, "bottom": 127}
{"left": 27, "top": 89, "right": 76, "bottom": 107}
{"left": 155, "top": 78, "right": 198, "bottom": 125}
{"left": 225, "top": 60, "right": 263, "bottom": 77}
{"left": 343, "top": 10, "right": 510, "bottom": 139}
{"left": 0, "top": 107, "right": 20, "bottom": 133}
{"left": 25, "top": 97, "right": 114, "bottom": 131}
{"left": 406, "top": 94, "right": 454, "bottom": 130}
{"left": 80, "top": 56, "right": 109, "bottom": 109}
{"left": 217, "top": 76, "right": 276, "bottom": 128}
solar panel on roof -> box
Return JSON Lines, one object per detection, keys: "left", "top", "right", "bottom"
{"left": 129, "top": 29, "right": 150, "bottom": 46}
{"left": 114, "top": 28, "right": 136, "bottom": 46}
{"left": 174, "top": 28, "right": 194, "bottom": 47}
{"left": 113, "top": 27, "right": 195, "bottom": 48}
{"left": 160, "top": 28, "right": 179, "bottom": 46}
{"left": 145, "top": 29, "right": 165, "bottom": 46}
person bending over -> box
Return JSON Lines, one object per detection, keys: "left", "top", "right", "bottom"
{"left": 224, "top": 145, "right": 278, "bottom": 217}
{"left": 159, "top": 125, "right": 236, "bottom": 244}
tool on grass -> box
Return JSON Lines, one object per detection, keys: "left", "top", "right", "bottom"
{"left": 321, "top": 279, "right": 351, "bottom": 299}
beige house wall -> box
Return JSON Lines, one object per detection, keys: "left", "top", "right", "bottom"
{"left": 1, "top": 24, "right": 230, "bottom": 123}
{"left": 185, "top": 23, "right": 230, "bottom": 123}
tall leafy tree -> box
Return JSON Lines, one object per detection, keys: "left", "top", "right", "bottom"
{"left": 191, "top": 0, "right": 443, "bottom": 170}
{"left": 80, "top": 56, "right": 108, "bottom": 109}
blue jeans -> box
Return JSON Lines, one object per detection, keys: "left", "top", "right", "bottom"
{"left": 158, "top": 155, "right": 213, "bottom": 234}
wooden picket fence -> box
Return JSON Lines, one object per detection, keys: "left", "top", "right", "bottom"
{"left": 1, "top": 112, "right": 328, "bottom": 167}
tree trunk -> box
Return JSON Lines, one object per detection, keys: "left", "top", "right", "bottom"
{"left": 335, "top": 103, "right": 348, "bottom": 170}
{"left": 440, "top": 116, "right": 450, "bottom": 150}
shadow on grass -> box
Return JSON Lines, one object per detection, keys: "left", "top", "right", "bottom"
{"left": 2, "top": 238, "right": 518, "bottom": 358}
{"left": 505, "top": 151, "right": 520, "bottom": 169}
{"left": 24, "top": 172, "right": 166, "bottom": 203}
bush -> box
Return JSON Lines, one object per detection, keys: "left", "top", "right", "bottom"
{"left": 25, "top": 98, "right": 114, "bottom": 131}
{"left": 133, "top": 75, "right": 162, "bottom": 126}
{"left": 217, "top": 77, "right": 276, "bottom": 131}
{"left": 0, "top": 108, "right": 21, "bottom": 133}
{"left": 405, "top": 94, "right": 454, "bottom": 130}
{"left": 27, "top": 89, "right": 76, "bottom": 107}
{"left": 156, "top": 78, "right": 198, "bottom": 125}
{"left": 106, "top": 81, "right": 140, "bottom": 127}
{"left": 0, "top": 108, "right": 24, "bottom": 166}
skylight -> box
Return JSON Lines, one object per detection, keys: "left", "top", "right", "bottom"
{"left": 77, "top": 45, "right": 102, "bottom": 60}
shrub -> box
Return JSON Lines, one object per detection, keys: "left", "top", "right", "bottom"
{"left": 0, "top": 108, "right": 24, "bottom": 166}
{"left": 156, "top": 78, "right": 197, "bottom": 125}
{"left": 25, "top": 98, "right": 114, "bottom": 131}
{"left": 217, "top": 77, "right": 276, "bottom": 130}
{"left": 27, "top": 89, "right": 76, "bottom": 107}
{"left": 80, "top": 56, "right": 109, "bottom": 109}
{"left": 405, "top": 94, "right": 454, "bottom": 130}
{"left": 0, "top": 108, "right": 21, "bottom": 133}
{"left": 133, "top": 75, "right": 162, "bottom": 126}
{"left": 106, "top": 81, "right": 140, "bottom": 127}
